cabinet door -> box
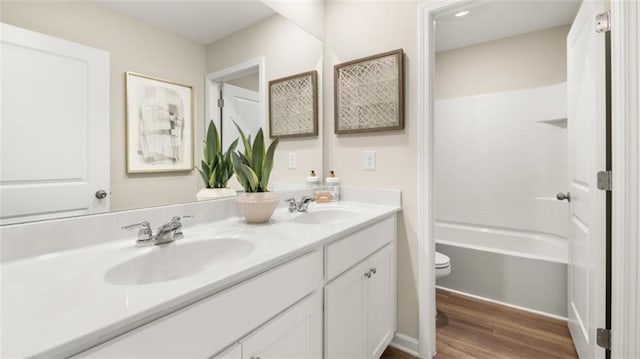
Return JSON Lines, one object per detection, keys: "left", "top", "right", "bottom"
{"left": 366, "top": 244, "right": 395, "bottom": 359}
{"left": 241, "top": 292, "right": 322, "bottom": 359}
{"left": 324, "top": 261, "right": 369, "bottom": 359}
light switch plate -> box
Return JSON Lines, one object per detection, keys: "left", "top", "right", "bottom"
{"left": 363, "top": 150, "right": 375, "bottom": 170}
{"left": 288, "top": 153, "right": 297, "bottom": 169}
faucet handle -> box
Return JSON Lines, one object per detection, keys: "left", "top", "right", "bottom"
{"left": 170, "top": 215, "right": 193, "bottom": 238}
{"left": 299, "top": 196, "right": 315, "bottom": 211}
{"left": 122, "top": 221, "right": 150, "bottom": 230}
{"left": 122, "top": 221, "right": 153, "bottom": 245}
{"left": 284, "top": 198, "right": 298, "bottom": 213}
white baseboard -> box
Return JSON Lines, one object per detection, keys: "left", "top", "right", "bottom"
{"left": 436, "top": 285, "right": 568, "bottom": 321}
{"left": 390, "top": 333, "right": 421, "bottom": 358}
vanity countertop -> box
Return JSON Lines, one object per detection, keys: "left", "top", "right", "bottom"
{"left": 1, "top": 201, "right": 400, "bottom": 358}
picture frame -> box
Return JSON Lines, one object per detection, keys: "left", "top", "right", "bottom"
{"left": 125, "top": 71, "right": 194, "bottom": 173}
{"left": 269, "top": 70, "right": 318, "bottom": 138}
{"left": 334, "top": 49, "right": 404, "bottom": 134}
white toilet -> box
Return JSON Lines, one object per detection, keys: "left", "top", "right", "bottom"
{"left": 435, "top": 252, "right": 451, "bottom": 279}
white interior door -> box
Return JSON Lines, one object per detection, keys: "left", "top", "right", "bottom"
{"left": 0, "top": 23, "right": 110, "bottom": 225}
{"left": 220, "top": 83, "right": 260, "bottom": 151}
{"left": 566, "top": 1, "right": 607, "bottom": 357}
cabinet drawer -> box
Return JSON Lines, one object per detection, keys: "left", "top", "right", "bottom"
{"left": 77, "top": 250, "right": 323, "bottom": 358}
{"left": 325, "top": 216, "right": 395, "bottom": 280}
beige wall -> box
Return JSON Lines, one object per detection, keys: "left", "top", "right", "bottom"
{"left": 435, "top": 25, "right": 570, "bottom": 99}
{"left": 226, "top": 72, "right": 260, "bottom": 92}
{"left": 1, "top": 1, "right": 207, "bottom": 211}
{"left": 206, "top": 14, "right": 323, "bottom": 187}
{"left": 324, "top": 0, "right": 422, "bottom": 338}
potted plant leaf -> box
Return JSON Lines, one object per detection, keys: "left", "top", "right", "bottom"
{"left": 231, "top": 122, "right": 280, "bottom": 223}
{"left": 196, "top": 120, "right": 239, "bottom": 201}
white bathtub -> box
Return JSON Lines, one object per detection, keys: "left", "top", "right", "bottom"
{"left": 435, "top": 221, "right": 568, "bottom": 319}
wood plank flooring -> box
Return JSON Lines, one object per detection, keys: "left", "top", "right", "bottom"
{"left": 381, "top": 289, "right": 578, "bottom": 359}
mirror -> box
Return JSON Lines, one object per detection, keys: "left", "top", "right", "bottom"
{"left": 0, "top": 0, "right": 323, "bottom": 224}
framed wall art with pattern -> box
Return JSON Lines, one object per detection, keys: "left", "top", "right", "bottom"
{"left": 269, "top": 70, "right": 318, "bottom": 138}
{"left": 334, "top": 49, "right": 404, "bottom": 134}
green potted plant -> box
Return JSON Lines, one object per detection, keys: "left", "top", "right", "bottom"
{"left": 196, "top": 120, "right": 239, "bottom": 201}
{"left": 231, "top": 122, "right": 280, "bottom": 223}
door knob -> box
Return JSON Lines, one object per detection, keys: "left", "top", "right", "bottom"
{"left": 95, "top": 190, "right": 108, "bottom": 199}
{"left": 556, "top": 192, "right": 571, "bottom": 202}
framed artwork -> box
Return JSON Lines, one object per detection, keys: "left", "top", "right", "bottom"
{"left": 269, "top": 70, "right": 318, "bottom": 138}
{"left": 125, "top": 72, "right": 193, "bottom": 173}
{"left": 334, "top": 49, "right": 404, "bottom": 134}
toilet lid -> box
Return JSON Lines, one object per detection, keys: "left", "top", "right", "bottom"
{"left": 435, "top": 252, "right": 450, "bottom": 268}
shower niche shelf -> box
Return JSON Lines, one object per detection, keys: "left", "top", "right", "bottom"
{"left": 537, "top": 118, "right": 567, "bottom": 128}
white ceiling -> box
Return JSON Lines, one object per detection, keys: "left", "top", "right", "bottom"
{"left": 93, "top": 0, "right": 276, "bottom": 45}
{"left": 435, "top": 0, "right": 581, "bottom": 53}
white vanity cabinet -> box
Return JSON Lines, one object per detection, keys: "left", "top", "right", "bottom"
{"left": 324, "top": 217, "right": 397, "bottom": 359}
{"left": 212, "top": 292, "right": 322, "bottom": 359}
{"left": 72, "top": 214, "right": 397, "bottom": 359}
{"left": 76, "top": 250, "right": 323, "bottom": 358}
{"left": 240, "top": 292, "right": 322, "bottom": 359}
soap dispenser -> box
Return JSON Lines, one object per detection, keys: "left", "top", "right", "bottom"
{"left": 325, "top": 170, "right": 340, "bottom": 201}
{"left": 306, "top": 170, "right": 321, "bottom": 188}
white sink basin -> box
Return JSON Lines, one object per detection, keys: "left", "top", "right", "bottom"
{"left": 105, "top": 238, "right": 254, "bottom": 285}
{"left": 291, "top": 209, "right": 358, "bottom": 225}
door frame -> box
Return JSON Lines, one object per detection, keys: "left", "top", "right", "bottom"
{"left": 204, "top": 57, "right": 266, "bottom": 134}
{"left": 417, "top": 1, "right": 640, "bottom": 358}
{"left": 610, "top": 0, "right": 640, "bottom": 357}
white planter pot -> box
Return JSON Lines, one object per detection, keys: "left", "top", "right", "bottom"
{"left": 196, "top": 188, "right": 237, "bottom": 201}
{"left": 236, "top": 192, "right": 279, "bottom": 224}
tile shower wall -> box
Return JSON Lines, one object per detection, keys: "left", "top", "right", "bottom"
{"left": 434, "top": 83, "right": 569, "bottom": 238}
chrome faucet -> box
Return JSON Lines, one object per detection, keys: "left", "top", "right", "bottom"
{"left": 285, "top": 196, "right": 315, "bottom": 213}
{"left": 122, "top": 216, "right": 193, "bottom": 246}
{"left": 122, "top": 221, "right": 153, "bottom": 245}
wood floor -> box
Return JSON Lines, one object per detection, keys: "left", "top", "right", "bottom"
{"left": 381, "top": 289, "right": 578, "bottom": 359}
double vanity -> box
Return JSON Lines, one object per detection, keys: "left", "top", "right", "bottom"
{"left": 1, "top": 189, "right": 400, "bottom": 358}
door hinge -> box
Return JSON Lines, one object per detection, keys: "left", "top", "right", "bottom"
{"left": 597, "top": 328, "right": 611, "bottom": 350}
{"left": 597, "top": 170, "right": 612, "bottom": 191}
{"left": 217, "top": 98, "right": 224, "bottom": 108}
{"left": 596, "top": 11, "right": 611, "bottom": 33}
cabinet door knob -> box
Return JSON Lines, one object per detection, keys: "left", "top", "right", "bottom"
{"left": 364, "top": 272, "right": 372, "bottom": 278}
{"left": 370, "top": 268, "right": 377, "bottom": 274}
{"left": 95, "top": 189, "right": 108, "bottom": 199}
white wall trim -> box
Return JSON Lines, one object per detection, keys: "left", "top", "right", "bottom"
{"left": 390, "top": 333, "right": 421, "bottom": 357}
{"left": 611, "top": 1, "right": 640, "bottom": 358}
{"left": 204, "top": 56, "right": 266, "bottom": 133}
{"left": 418, "top": 1, "right": 470, "bottom": 358}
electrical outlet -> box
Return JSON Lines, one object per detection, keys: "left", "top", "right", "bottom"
{"left": 288, "top": 153, "right": 297, "bottom": 169}
{"left": 363, "top": 150, "right": 376, "bottom": 170}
